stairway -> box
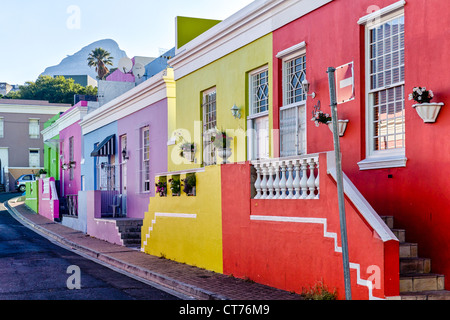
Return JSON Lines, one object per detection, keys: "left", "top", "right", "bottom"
{"left": 381, "top": 216, "right": 450, "bottom": 300}
{"left": 116, "top": 219, "right": 143, "bottom": 248}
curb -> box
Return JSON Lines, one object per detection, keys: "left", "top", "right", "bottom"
{"left": 4, "top": 200, "right": 228, "bottom": 301}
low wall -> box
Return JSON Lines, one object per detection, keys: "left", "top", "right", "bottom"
{"left": 25, "top": 180, "right": 39, "bottom": 213}
{"left": 38, "top": 177, "right": 59, "bottom": 221}
{"left": 141, "top": 166, "right": 223, "bottom": 273}
{"left": 221, "top": 152, "right": 399, "bottom": 300}
{"left": 85, "top": 190, "right": 123, "bottom": 246}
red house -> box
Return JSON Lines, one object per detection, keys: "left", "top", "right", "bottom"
{"left": 222, "top": 0, "right": 450, "bottom": 300}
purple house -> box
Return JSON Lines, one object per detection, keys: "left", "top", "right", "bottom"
{"left": 78, "top": 68, "right": 174, "bottom": 247}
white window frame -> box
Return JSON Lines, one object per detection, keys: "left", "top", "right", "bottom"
{"left": 247, "top": 66, "right": 270, "bottom": 161}
{"left": 29, "top": 148, "right": 40, "bottom": 168}
{"left": 358, "top": 2, "right": 406, "bottom": 170}
{"left": 202, "top": 87, "right": 217, "bottom": 166}
{"left": 141, "top": 126, "right": 150, "bottom": 192}
{"left": 29, "top": 118, "right": 40, "bottom": 139}
{"left": 277, "top": 42, "right": 307, "bottom": 157}
{"left": 0, "top": 117, "right": 4, "bottom": 138}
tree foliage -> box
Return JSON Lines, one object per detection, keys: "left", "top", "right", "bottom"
{"left": 1, "top": 75, "right": 97, "bottom": 105}
{"left": 87, "top": 47, "right": 114, "bottom": 80}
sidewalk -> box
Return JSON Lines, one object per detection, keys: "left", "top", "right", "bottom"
{"left": 5, "top": 198, "right": 303, "bottom": 301}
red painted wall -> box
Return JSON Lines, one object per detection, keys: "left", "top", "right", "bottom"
{"left": 272, "top": 0, "right": 450, "bottom": 288}
{"left": 221, "top": 154, "right": 399, "bottom": 300}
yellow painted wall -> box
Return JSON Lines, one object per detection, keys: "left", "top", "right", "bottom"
{"left": 168, "top": 33, "right": 274, "bottom": 172}
{"left": 141, "top": 166, "right": 223, "bottom": 273}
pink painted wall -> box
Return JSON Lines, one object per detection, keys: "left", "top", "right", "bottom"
{"left": 59, "top": 119, "right": 82, "bottom": 197}
{"left": 38, "top": 177, "right": 59, "bottom": 221}
{"left": 86, "top": 190, "right": 123, "bottom": 245}
{"left": 117, "top": 98, "right": 168, "bottom": 219}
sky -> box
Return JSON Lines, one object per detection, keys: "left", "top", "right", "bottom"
{"left": 0, "top": 0, "right": 255, "bottom": 85}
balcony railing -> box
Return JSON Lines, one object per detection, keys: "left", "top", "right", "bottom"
{"left": 251, "top": 154, "right": 319, "bottom": 200}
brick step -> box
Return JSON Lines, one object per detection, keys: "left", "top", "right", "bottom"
{"left": 380, "top": 216, "right": 394, "bottom": 229}
{"left": 115, "top": 219, "right": 143, "bottom": 226}
{"left": 399, "top": 290, "right": 450, "bottom": 300}
{"left": 400, "top": 274, "right": 445, "bottom": 293}
{"left": 118, "top": 226, "right": 142, "bottom": 233}
{"left": 391, "top": 229, "right": 406, "bottom": 243}
{"left": 400, "top": 242, "right": 418, "bottom": 258}
{"left": 120, "top": 231, "right": 141, "bottom": 240}
{"left": 400, "top": 257, "right": 431, "bottom": 274}
{"left": 122, "top": 238, "right": 141, "bottom": 247}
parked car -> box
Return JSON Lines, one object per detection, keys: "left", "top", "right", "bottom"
{"left": 15, "top": 174, "right": 36, "bottom": 193}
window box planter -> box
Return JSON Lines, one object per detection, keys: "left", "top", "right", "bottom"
{"left": 412, "top": 103, "right": 444, "bottom": 123}
{"left": 327, "top": 120, "right": 349, "bottom": 137}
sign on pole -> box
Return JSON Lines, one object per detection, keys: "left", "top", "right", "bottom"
{"left": 335, "top": 62, "right": 355, "bottom": 105}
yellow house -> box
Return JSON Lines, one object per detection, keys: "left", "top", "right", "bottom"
{"left": 141, "top": 1, "right": 298, "bottom": 273}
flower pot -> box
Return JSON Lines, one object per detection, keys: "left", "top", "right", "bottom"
{"left": 217, "top": 147, "right": 232, "bottom": 164}
{"left": 327, "top": 120, "right": 349, "bottom": 137}
{"left": 412, "top": 102, "right": 444, "bottom": 123}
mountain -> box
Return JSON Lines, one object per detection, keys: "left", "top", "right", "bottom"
{"left": 41, "top": 39, "right": 128, "bottom": 80}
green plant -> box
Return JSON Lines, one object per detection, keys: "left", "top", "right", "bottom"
{"left": 211, "top": 129, "right": 233, "bottom": 149}
{"left": 182, "top": 173, "right": 196, "bottom": 195}
{"left": 409, "top": 86, "right": 434, "bottom": 104}
{"left": 169, "top": 178, "right": 181, "bottom": 195}
{"left": 155, "top": 179, "right": 167, "bottom": 197}
{"left": 179, "top": 142, "right": 197, "bottom": 158}
{"left": 301, "top": 281, "right": 338, "bottom": 300}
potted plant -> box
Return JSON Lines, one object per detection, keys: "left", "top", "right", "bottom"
{"left": 311, "top": 108, "right": 348, "bottom": 137}
{"left": 169, "top": 178, "right": 181, "bottom": 196}
{"left": 182, "top": 174, "right": 196, "bottom": 196}
{"left": 211, "top": 129, "right": 233, "bottom": 163}
{"left": 409, "top": 86, "right": 444, "bottom": 123}
{"left": 155, "top": 179, "right": 167, "bottom": 197}
{"left": 179, "top": 142, "right": 197, "bottom": 162}
{"left": 36, "top": 169, "right": 47, "bottom": 179}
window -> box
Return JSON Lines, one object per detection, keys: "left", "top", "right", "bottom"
{"left": 0, "top": 117, "right": 4, "bottom": 138}
{"left": 358, "top": 3, "right": 406, "bottom": 170}
{"left": 29, "top": 119, "right": 40, "bottom": 139}
{"left": 69, "top": 137, "right": 74, "bottom": 180}
{"left": 277, "top": 43, "right": 307, "bottom": 157}
{"left": 29, "top": 149, "right": 40, "bottom": 167}
{"left": 248, "top": 66, "right": 269, "bottom": 160}
{"left": 202, "top": 88, "right": 217, "bottom": 166}
{"left": 141, "top": 127, "right": 150, "bottom": 192}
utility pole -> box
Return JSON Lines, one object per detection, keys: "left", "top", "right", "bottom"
{"left": 327, "top": 67, "right": 352, "bottom": 300}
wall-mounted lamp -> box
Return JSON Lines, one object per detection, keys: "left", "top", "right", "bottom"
{"left": 231, "top": 104, "right": 241, "bottom": 119}
{"left": 302, "top": 79, "right": 316, "bottom": 99}
{"left": 122, "top": 148, "right": 129, "bottom": 160}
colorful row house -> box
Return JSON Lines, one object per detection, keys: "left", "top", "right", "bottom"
{"left": 31, "top": 0, "right": 450, "bottom": 300}
{"left": 140, "top": 0, "right": 450, "bottom": 300}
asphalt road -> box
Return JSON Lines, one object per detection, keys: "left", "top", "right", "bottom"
{"left": 0, "top": 193, "right": 181, "bottom": 300}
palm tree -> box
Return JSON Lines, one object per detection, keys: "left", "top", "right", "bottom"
{"left": 87, "top": 48, "right": 114, "bottom": 80}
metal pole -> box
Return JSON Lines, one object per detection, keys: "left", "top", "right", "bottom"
{"left": 327, "top": 67, "right": 352, "bottom": 300}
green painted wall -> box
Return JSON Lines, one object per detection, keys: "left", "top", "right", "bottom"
{"left": 176, "top": 16, "right": 221, "bottom": 49}
{"left": 43, "top": 114, "right": 61, "bottom": 180}
{"left": 25, "top": 180, "right": 39, "bottom": 213}
{"left": 169, "top": 33, "right": 273, "bottom": 172}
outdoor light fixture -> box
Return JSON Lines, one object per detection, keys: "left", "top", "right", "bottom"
{"left": 122, "top": 148, "right": 129, "bottom": 160}
{"left": 231, "top": 104, "right": 241, "bottom": 119}
{"left": 302, "top": 79, "right": 316, "bottom": 99}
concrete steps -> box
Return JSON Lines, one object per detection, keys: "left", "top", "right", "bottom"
{"left": 381, "top": 216, "right": 450, "bottom": 300}
{"left": 116, "top": 219, "right": 143, "bottom": 248}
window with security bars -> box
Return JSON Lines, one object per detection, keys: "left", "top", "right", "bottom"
{"left": 368, "top": 14, "right": 405, "bottom": 153}
{"left": 202, "top": 88, "right": 217, "bottom": 166}
{"left": 280, "top": 52, "right": 306, "bottom": 157}
{"left": 69, "top": 136, "right": 74, "bottom": 180}
{"left": 141, "top": 126, "right": 150, "bottom": 192}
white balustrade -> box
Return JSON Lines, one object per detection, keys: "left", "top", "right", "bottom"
{"left": 251, "top": 155, "right": 320, "bottom": 200}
